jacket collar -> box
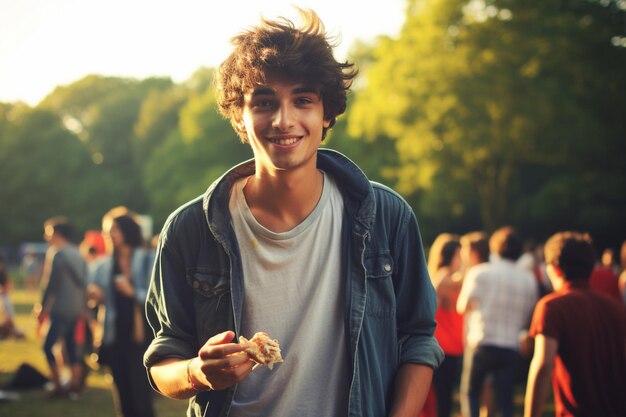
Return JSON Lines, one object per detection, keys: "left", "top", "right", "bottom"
{"left": 202, "top": 149, "right": 376, "bottom": 245}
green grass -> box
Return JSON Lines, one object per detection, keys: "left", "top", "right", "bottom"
{"left": 0, "top": 289, "right": 188, "bottom": 417}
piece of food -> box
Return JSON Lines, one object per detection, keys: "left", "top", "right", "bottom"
{"left": 239, "top": 332, "right": 283, "bottom": 370}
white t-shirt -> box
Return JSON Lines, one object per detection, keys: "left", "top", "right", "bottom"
{"left": 229, "top": 172, "right": 349, "bottom": 417}
{"left": 457, "top": 259, "right": 538, "bottom": 350}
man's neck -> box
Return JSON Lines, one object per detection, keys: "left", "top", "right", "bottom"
{"left": 243, "top": 166, "right": 324, "bottom": 233}
{"left": 50, "top": 238, "right": 69, "bottom": 250}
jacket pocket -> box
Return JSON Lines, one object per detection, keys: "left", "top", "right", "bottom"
{"left": 364, "top": 251, "right": 395, "bottom": 317}
{"left": 186, "top": 268, "right": 231, "bottom": 342}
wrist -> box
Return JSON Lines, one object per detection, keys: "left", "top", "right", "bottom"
{"left": 187, "top": 357, "right": 212, "bottom": 392}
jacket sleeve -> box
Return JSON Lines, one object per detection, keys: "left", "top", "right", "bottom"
{"left": 393, "top": 207, "right": 444, "bottom": 369}
{"left": 144, "top": 215, "right": 199, "bottom": 368}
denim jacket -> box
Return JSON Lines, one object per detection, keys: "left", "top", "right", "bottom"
{"left": 144, "top": 149, "right": 443, "bottom": 417}
{"left": 89, "top": 247, "right": 154, "bottom": 346}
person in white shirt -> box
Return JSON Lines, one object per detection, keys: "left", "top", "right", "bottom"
{"left": 457, "top": 226, "right": 538, "bottom": 417}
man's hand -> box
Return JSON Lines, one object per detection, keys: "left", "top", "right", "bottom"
{"left": 113, "top": 276, "right": 135, "bottom": 297}
{"left": 193, "top": 331, "right": 254, "bottom": 391}
{"left": 150, "top": 330, "right": 254, "bottom": 399}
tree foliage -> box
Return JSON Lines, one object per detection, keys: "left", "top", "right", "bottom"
{"left": 0, "top": 105, "right": 95, "bottom": 241}
{"left": 348, "top": 0, "right": 626, "bottom": 246}
{"left": 1, "top": 1, "right": 625, "bottom": 251}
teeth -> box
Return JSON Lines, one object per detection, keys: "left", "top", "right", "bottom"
{"left": 270, "top": 137, "right": 298, "bottom": 145}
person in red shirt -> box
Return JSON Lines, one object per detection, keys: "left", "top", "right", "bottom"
{"left": 524, "top": 232, "right": 626, "bottom": 417}
{"left": 589, "top": 253, "right": 622, "bottom": 303}
{"left": 423, "top": 233, "right": 464, "bottom": 417}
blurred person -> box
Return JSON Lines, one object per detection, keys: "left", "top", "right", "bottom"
{"left": 87, "top": 206, "right": 155, "bottom": 417}
{"left": 144, "top": 9, "right": 442, "bottom": 417}
{"left": 457, "top": 226, "right": 538, "bottom": 417}
{"left": 75, "top": 230, "right": 107, "bottom": 391}
{"left": 80, "top": 230, "right": 106, "bottom": 267}
{"left": 516, "top": 240, "right": 536, "bottom": 274}
{"left": 524, "top": 232, "right": 626, "bottom": 417}
{"left": 0, "top": 253, "right": 25, "bottom": 339}
{"left": 532, "top": 243, "right": 552, "bottom": 298}
{"left": 459, "top": 232, "right": 494, "bottom": 417}
{"left": 589, "top": 247, "right": 621, "bottom": 303}
{"left": 601, "top": 248, "right": 620, "bottom": 275}
{"left": 35, "top": 216, "right": 88, "bottom": 399}
{"left": 459, "top": 232, "right": 490, "bottom": 272}
{"left": 21, "top": 248, "right": 43, "bottom": 291}
{"left": 424, "top": 233, "right": 463, "bottom": 417}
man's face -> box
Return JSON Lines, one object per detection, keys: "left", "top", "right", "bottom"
{"left": 43, "top": 225, "right": 55, "bottom": 244}
{"left": 238, "top": 78, "right": 330, "bottom": 175}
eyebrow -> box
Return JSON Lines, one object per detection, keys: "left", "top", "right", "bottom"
{"left": 250, "top": 85, "right": 320, "bottom": 97}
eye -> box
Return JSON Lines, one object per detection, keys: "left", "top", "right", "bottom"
{"left": 295, "top": 96, "right": 314, "bottom": 106}
{"left": 254, "top": 99, "right": 273, "bottom": 108}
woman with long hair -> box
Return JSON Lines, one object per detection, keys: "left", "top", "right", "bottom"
{"left": 426, "top": 233, "right": 463, "bottom": 417}
{"left": 88, "top": 206, "right": 155, "bottom": 417}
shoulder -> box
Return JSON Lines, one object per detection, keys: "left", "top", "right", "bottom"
{"left": 467, "top": 263, "right": 491, "bottom": 280}
{"left": 160, "top": 195, "right": 206, "bottom": 245}
{"left": 370, "top": 181, "right": 415, "bottom": 224}
{"left": 371, "top": 181, "right": 410, "bottom": 207}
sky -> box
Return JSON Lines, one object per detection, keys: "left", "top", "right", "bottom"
{"left": 0, "top": 0, "right": 406, "bottom": 106}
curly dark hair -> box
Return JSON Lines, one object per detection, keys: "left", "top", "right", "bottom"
{"left": 216, "top": 8, "right": 357, "bottom": 142}
{"left": 544, "top": 232, "right": 595, "bottom": 281}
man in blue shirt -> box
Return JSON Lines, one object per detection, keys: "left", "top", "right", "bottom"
{"left": 144, "top": 8, "right": 442, "bottom": 417}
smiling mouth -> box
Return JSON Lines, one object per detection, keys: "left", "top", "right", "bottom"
{"left": 268, "top": 136, "right": 300, "bottom": 146}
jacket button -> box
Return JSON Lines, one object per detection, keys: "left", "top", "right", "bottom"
{"left": 384, "top": 263, "right": 392, "bottom": 272}
{"left": 192, "top": 281, "right": 200, "bottom": 289}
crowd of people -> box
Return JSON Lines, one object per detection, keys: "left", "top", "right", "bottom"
{"left": 1, "top": 7, "right": 625, "bottom": 417}
{"left": 28, "top": 209, "right": 157, "bottom": 416}
{"left": 423, "top": 227, "right": 626, "bottom": 417}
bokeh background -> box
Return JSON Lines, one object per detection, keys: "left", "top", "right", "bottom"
{"left": 1, "top": 0, "right": 625, "bottom": 257}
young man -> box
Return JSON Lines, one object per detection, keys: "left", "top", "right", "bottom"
{"left": 456, "top": 226, "right": 538, "bottom": 417}
{"left": 524, "top": 232, "right": 626, "bottom": 417}
{"left": 144, "top": 9, "right": 442, "bottom": 417}
{"left": 35, "top": 216, "right": 88, "bottom": 399}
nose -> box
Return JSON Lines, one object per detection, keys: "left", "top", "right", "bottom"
{"left": 272, "top": 102, "right": 295, "bottom": 130}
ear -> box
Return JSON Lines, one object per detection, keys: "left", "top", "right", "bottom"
{"left": 546, "top": 264, "right": 564, "bottom": 279}
{"left": 323, "top": 118, "right": 331, "bottom": 128}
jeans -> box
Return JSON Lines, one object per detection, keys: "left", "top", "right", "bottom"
{"left": 43, "top": 317, "right": 79, "bottom": 366}
{"left": 460, "top": 345, "right": 520, "bottom": 417}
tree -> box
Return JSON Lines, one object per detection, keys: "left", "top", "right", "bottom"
{"left": 0, "top": 105, "right": 95, "bottom": 243}
{"left": 348, "top": 0, "right": 626, "bottom": 245}
{"left": 143, "top": 80, "right": 252, "bottom": 229}
{"left": 39, "top": 75, "right": 175, "bottom": 217}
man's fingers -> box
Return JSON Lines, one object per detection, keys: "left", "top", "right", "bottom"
{"left": 198, "top": 343, "right": 246, "bottom": 360}
{"left": 197, "top": 352, "right": 255, "bottom": 391}
{"left": 207, "top": 330, "right": 235, "bottom": 346}
{"left": 200, "top": 351, "right": 250, "bottom": 371}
